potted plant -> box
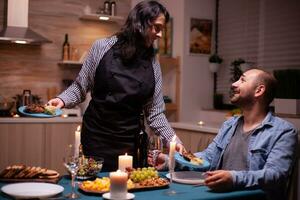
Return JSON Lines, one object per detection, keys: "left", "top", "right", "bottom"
{"left": 208, "top": 54, "right": 223, "bottom": 73}
{"left": 230, "top": 58, "right": 245, "bottom": 82}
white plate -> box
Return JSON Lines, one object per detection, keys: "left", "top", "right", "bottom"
{"left": 1, "top": 182, "right": 64, "bottom": 199}
{"left": 102, "top": 192, "right": 135, "bottom": 200}
{"left": 166, "top": 171, "right": 205, "bottom": 185}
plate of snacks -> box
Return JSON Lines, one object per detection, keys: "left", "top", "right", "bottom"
{"left": 79, "top": 167, "right": 169, "bottom": 194}
{"left": 18, "top": 104, "right": 62, "bottom": 118}
{"left": 174, "top": 152, "right": 210, "bottom": 171}
{"left": 0, "top": 164, "right": 60, "bottom": 183}
{"left": 77, "top": 156, "right": 104, "bottom": 180}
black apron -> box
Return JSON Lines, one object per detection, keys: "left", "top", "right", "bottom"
{"left": 81, "top": 45, "right": 155, "bottom": 171}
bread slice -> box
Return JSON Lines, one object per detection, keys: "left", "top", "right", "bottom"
{"left": 24, "top": 166, "right": 37, "bottom": 178}
{"left": 14, "top": 166, "right": 31, "bottom": 178}
{"left": 3, "top": 165, "right": 25, "bottom": 178}
{"left": 39, "top": 169, "right": 59, "bottom": 179}
{"left": 28, "top": 166, "right": 43, "bottom": 178}
{"left": 0, "top": 166, "right": 12, "bottom": 178}
{"left": 39, "top": 173, "right": 60, "bottom": 179}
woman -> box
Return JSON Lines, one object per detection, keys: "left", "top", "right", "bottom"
{"left": 48, "top": 0, "right": 183, "bottom": 171}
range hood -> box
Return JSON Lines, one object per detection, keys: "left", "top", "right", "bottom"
{"left": 0, "top": 0, "right": 51, "bottom": 45}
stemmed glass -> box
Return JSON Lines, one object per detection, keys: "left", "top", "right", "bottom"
{"left": 63, "top": 146, "right": 80, "bottom": 199}
{"left": 164, "top": 140, "right": 178, "bottom": 196}
{"left": 147, "top": 135, "right": 163, "bottom": 168}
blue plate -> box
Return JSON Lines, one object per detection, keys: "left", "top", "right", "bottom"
{"left": 18, "top": 106, "right": 63, "bottom": 118}
{"left": 174, "top": 152, "right": 210, "bottom": 171}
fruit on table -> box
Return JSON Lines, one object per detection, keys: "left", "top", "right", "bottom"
{"left": 129, "top": 167, "right": 158, "bottom": 183}
{"left": 81, "top": 177, "right": 135, "bottom": 191}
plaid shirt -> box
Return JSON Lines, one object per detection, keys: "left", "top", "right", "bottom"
{"left": 58, "top": 36, "right": 177, "bottom": 144}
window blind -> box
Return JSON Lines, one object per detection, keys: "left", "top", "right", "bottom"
{"left": 217, "top": 0, "right": 300, "bottom": 103}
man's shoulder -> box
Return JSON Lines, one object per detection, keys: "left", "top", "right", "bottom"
{"left": 223, "top": 115, "right": 240, "bottom": 126}
{"left": 268, "top": 114, "right": 297, "bottom": 131}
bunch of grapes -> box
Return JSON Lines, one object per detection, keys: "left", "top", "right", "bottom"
{"left": 129, "top": 167, "right": 159, "bottom": 183}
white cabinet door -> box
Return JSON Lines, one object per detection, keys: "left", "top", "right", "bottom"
{"left": 0, "top": 124, "right": 44, "bottom": 170}
{"left": 44, "top": 123, "right": 80, "bottom": 175}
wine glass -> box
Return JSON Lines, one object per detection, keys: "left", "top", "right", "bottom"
{"left": 63, "top": 154, "right": 80, "bottom": 199}
{"left": 164, "top": 140, "right": 178, "bottom": 196}
{"left": 147, "top": 135, "right": 163, "bottom": 168}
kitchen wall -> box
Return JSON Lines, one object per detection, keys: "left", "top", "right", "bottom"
{"left": 0, "top": 0, "right": 130, "bottom": 103}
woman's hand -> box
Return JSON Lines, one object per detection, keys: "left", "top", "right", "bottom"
{"left": 47, "top": 98, "right": 64, "bottom": 109}
{"left": 176, "top": 143, "right": 186, "bottom": 154}
{"left": 204, "top": 170, "right": 233, "bottom": 191}
{"left": 148, "top": 150, "right": 168, "bottom": 170}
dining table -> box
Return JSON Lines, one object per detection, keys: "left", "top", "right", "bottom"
{"left": 0, "top": 172, "right": 266, "bottom": 200}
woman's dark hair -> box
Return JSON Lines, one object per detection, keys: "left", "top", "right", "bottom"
{"left": 115, "top": 0, "right": 169, "bottom": 64}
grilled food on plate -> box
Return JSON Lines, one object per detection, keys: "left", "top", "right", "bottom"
{"left": 24, "top": 104, "right": 56, "bottom": 115}
{"left": 182, "top": 151, "right": 204, "bottom": 165}
{"left": 24, "top": 104, "right": 45, "bottom": 113}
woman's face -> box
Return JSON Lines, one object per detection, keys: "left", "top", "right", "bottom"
{"left": 146, "top": 13, "right": 166, "bottom": 47}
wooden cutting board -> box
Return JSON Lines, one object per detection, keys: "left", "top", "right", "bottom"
{"left": 0, "top": 177, "right": 61, "bottom": 184}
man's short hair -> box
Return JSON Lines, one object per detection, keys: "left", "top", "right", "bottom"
{"left": 253, "top": 68, "right": 278, "bottom": 106}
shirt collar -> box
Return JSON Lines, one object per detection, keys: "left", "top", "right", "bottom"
{"left": 234, "top": 111, "right": 274, "bottom": 130}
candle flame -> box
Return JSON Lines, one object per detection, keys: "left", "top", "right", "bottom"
{"left": 171, "top": 135, "right": 177, "bottom": 142}
{"left": 125, "top": 153, "right": 127, "bottom": 156}
{"left": 76, "top": 125, "right": 81, "bottom": 131}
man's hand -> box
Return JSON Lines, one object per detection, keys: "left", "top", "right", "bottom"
{"left": 204, "top": 170, "right": 233, "bottom": 191}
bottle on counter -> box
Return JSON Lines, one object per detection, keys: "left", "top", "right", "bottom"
{"left": 62, "top": 33, "right": 70, "bottom": 61}
{"left": 104, "top": 1, "right": 111, "bottom": 15}
{"left": 22, "top": 90, "right": 32, "bottom": 106}
{"left": 110, "top": 1, "right": 116, "bottom": 16}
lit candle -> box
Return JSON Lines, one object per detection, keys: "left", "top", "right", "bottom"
{"left": 118, "top": 153, "right": 133, "bottom": 171}
{"left": 74, "top": 125, "right": 81, "bottom": 157}
{"left": 109, "top": 170, "right": 128, "bottom": 199}
{"left": 169, "top": 135, "right": 176, "bottom": 171}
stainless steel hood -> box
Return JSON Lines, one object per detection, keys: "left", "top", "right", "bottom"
{"left": 0, "top": 0, "right": 51, "bottom": 45}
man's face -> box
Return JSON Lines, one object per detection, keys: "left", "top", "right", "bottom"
{"left": 230, "top": 70, "right": 261, "bottom": 106}
{"left": 146, "top": 14, "right": 166, "bottom": 47}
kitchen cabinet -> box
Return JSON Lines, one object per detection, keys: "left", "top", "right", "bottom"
{"left": 44, "top": 123, "right": 79, "bottom": 174}
{"left": 80, "top": 14, "right": 124, "bottom": 24}
{"left": 0, "top": 119, "right": 81, "bottom": 175}
{"left": 0, "top": 124, "right": 44, "bottom": 168}
{"left": 160, "top": 56, "right": 180, "bottom": 121}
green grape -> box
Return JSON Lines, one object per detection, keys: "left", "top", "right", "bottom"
{"left": 130, "top": 167, "right": 159, "bottom": 182}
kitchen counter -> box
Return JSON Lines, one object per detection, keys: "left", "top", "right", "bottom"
{"left": 0, "top": 116, "right": 82, "bottom": 123}
{"left": 0, "top": 117, "right": 82, "bottom": 174}
{"left": 170, "top": 121, "right": 220, "bottom": 134}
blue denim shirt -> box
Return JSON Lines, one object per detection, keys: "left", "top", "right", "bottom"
{"left": 195, "top": 112, "right": 298, "bottom": 199}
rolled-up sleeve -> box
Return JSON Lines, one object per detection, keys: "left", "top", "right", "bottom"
{"left": 58, "top": 37, "right": 117, "bottom": 108}
{"left": 143, "top": 59, "right": 180, "bottom": 145}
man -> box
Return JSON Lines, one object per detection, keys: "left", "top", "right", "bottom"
{"left": 152, "top": 69, "right": 298, "bottom": 200}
